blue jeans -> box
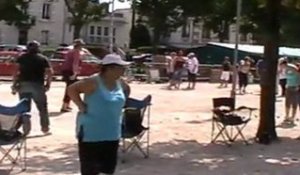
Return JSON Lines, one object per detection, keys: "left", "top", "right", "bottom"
{"left": 172, "top": 68, "right": 185, "bottom": 81}
{"left": 18, "top": 82, "right": 49, "bottom": 129}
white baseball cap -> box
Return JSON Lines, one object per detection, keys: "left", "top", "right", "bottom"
{"left": 187, "top": 52, "right": 195, "bottom": 57}
{"left": 101, "top": 54, "right": 130, "bottom": 66}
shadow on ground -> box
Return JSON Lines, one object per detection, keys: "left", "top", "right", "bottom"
{"left": 1, "top": 143, "right": 79, "bottom": 175}
{"left": 1, "top": 138, "right": 300, "bottom": 175}
{"left": 118, "top": 138, "right": 300, "bottom": 175}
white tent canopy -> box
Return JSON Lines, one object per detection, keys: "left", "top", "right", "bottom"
{"left": 209, "top": 42, "right": 300, "bottom": 57}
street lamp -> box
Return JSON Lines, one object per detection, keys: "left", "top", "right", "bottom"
{"left": 231, "top": 0, "right": 242, "bottom": 99}
{"left": 109, "top": 0, "right": 115, "bottom": 53}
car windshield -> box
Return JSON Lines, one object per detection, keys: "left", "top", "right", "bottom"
{"left": 83, "top": 54, "right": 98, "bottom": 61}
{"left": 50, "top": 52, "right": 99, "bottom": 62}
{"left": 0, "top": 45, "right": 26, "bottom": 52}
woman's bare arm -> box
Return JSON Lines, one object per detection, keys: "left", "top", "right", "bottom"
{"left": 67, "top": 78, "right": 96, "bottom": 112}
{"left": 120, "top": 79, "right": 131, "bottom": 99}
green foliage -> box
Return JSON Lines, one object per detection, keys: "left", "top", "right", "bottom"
{"left": 130, "top": 23, "right": 151, "bottom": 48}
{"left": 203, "top": 0, "right": 237, "bottom": 42}
{"left": 176, "top": 0, "right": 214, "bottom": 18}
{"left": 64, "top": 0, "right": 109, "bottom": 39}
{"left": 0, "top": 0, "right": 34, "bottom": 29}
{"left": 135, "top": 0, "right": 184, "bottom": 45}
{"left": 280, "top": 0, "right": 300, "bottom": 46}
{"left": 133, "top": 0, "right": 300, "bottom": 46}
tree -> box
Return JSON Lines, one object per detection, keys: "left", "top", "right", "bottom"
{"left": 280, "top": 0, "right": 300, "bottom": 46}
{"left": 130, "top": 22, "right": 151, "bottom": 48}
{"left": 0, "top": 0, "right": 30, "bottom": 23}
{"left": 135, "top": 0, "right": 184, "bottom": 50}
{"left": 203, "top": 0, "right": 237, "bottom": 42}
{"left": 256, "top": 0, "right": 281, "bottom": 143}
{"left": 64, "top": 0, "right": 108, "bottom": 39}
{"left": 0, "top": 0, "right": 35, "bottom": 44}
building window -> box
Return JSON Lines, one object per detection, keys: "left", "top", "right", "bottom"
{"left": 104, "top": 27, "right": 109, "bottom": 36}
{"left": 42, "top": 3, "right": 51, "bottom": 19}
{"left": 89, "top": 26, "right": 95, "bottom": 35}
{"left": 68, "top": 24, "right": 72, "bottom": 32}
{"left": 41, "top": 30, "right": 49, "bottom": 45}
{"left": 113, "top": 28, "right": 116, "bottom": 36}
{"left": 97, "top": 26, "right": 102, "bottom": 36}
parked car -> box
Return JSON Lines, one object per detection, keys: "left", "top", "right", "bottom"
{"left": 0, "top": 44, "right": 27, "bottom": 52}
{"left": 0, "top": 48, "right": 100, "bottom": 77}
{"left": 49, "top": 50, "right": 101, "bottom": 76}
{"left": 0, "top": 51, "right": 24, "bottom": 76}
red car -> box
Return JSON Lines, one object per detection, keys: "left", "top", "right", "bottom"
{"left": 50, "top": 50, "right": 101, "bottom": 76}
{"left": 0, "top": 49, "right": 100, "bottom": 77}
{"left": 0, "top": 51, "right": 24, "bottom": 76}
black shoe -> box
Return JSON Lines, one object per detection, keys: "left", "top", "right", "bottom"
{"left": 60, "top": 108, "right": 71, "bottom": 113}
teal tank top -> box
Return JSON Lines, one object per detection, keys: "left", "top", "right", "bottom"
{"left": 286, "top": 69, "right": 299, "bottom": 87}
{"left": 76, "top": 76, "right": 126, "bottom": 142}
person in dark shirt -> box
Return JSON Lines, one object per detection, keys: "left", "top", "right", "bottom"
{"left": 219, "top": 57, "right": 232, "bottom": 88}
{"left": 12, "top": 40, "right": 53, "bottom": 134}
{"left": 256, "top": 58, "right": 267, "bottom": 87}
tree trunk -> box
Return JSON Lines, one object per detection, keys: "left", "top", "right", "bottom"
{"left": 73, "top": 24, "right": 83, "bottom": 40}
{"left": 129, "top": 1, "right": 136, "bottom": 48}
{"left": 152, "top": 27, "right": 161, "bottom": 54}
{"left": 256, "top": 0, "right": 281, "bottom": 143}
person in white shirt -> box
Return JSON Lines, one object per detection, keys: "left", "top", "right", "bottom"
{"left": 186, "top": 52, "right": 199, "bottom": 89}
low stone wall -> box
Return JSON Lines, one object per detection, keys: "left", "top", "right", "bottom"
{"left": 143, "top": 63, "right": 258, "bottom": 83}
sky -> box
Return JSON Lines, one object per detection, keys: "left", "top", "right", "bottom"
{"left": 100, "top": 0, "right": 131, "bottom": 10}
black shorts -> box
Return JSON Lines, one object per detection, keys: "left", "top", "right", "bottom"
{"left": 188, "top": 72, "right": 196, "bottom": 82}
{"left": 78, "top": 140, "right": 119, "bottom": 175}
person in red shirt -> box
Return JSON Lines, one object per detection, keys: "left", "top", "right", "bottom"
{"left": 61, "top": 39, "right": 85, "bottom": 112}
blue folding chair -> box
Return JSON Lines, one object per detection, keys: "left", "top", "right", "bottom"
{"left": 121, "top": 95, "right": 152, "bottom": 160}
{"left": 0, "top": 99, "right": 31, "bottom": 172}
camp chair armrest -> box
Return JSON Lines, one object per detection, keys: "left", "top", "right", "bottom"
{"left": 212, "top": 108, "right": 232, "bottom": 114}
{"left": 235, "top": 106, "right": 257, "bottom": 112}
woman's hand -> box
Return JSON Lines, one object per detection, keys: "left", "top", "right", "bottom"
{"left": 67, "top": 77, "right": 97, "bottom": 114}
{"left": 78, "top": 102, "right": 87, "bottom": 113}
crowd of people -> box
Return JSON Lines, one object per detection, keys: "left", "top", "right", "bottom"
{"left": 219, "top": 56, "right": 254, "bottom": 95}
{"left": 11, "top": 39, "right": 130, "bottom": 175}
{"left": 8, "top": 38, "right": 300, "bottom": 174}
{"left": 165, "top": 50, "right": 199, "bottom": 90}
{"left": 220, "top": 55, "right": 300, "bottom": 125}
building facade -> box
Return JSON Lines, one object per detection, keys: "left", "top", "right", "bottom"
{"left": 0, "top": 0, "right": 132, "bottom": 49}
{"left": 81, "top": 8, "right": 132, "bottom": 50}
{"left": 0, "top": 0, "right": 69, "bottom": 47}
{"left": 164, "top": 19, "right": 254, "bottom": 48}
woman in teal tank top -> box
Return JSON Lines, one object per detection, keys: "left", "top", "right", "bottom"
{"left": 68, "top": 54, "right": 130, "bottom": 175}
{"left": 284, "top": 63, "right": 300, "bottom": 124}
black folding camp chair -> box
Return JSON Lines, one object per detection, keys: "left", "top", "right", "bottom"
{"left": 121, "top": 95, "right": 152, "bottom": 160}
{"left": 211, "top": 97, "right": 256, "bottom": 145}
{"left": 0, "top": 99, "right": 31, "bottom": 172}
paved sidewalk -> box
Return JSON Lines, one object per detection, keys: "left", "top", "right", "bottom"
{"left": 0, "top": 82, "right": 299, "bottom": 175}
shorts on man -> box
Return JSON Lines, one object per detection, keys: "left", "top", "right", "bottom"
{"left": 220, "top": 71, "right": 230, "bottom": 81}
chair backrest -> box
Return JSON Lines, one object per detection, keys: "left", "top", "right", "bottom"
{"left": 0, "top": 114, "right": 19, "bottom": 132}
{"left": 123, "top": 95, "right": 152, "bottom": 135}
{"left": 126, "top": 95, "right": 152, "bottom": 116}
{"left": 0, "top": 99, "right": 30, "bottom": 116}
{"left": 0, "top": 99, "right": 30, "bottom": 132}
{"left": 213, "top": 98, "right": 235, "bottom": 111}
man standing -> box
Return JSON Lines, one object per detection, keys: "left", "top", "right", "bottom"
{"left": 219, "top": 57, "right": 231, "bottom": 88}
{"left": 12, "top": 41, "right": 53, "bottom": 134}
{"left": 61, "top": 39, "right": 85, "bottom": 112}
{"left": 166, "top": 52, "right": 176, "bottom": 81}
{"left": 186, "top": 52, "right": 199, "bottom": 90}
